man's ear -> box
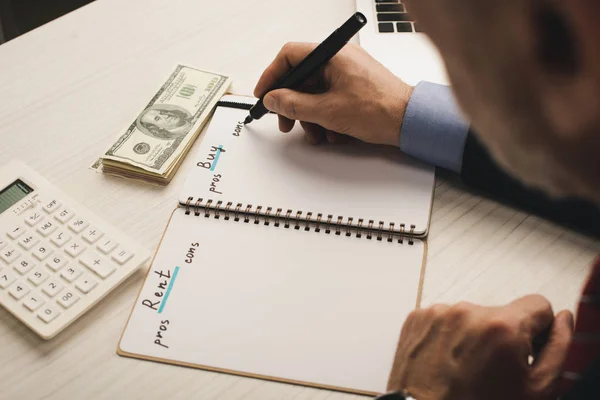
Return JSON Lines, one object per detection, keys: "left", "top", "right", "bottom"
{"left": 536, "top": 0, "right": 600, "bottom": 77}
{"left": 530, "top": 0, "right": 600, "bottom": 125}
{"left": 566, "top": 0, "right": 600, "bottom": 74}
{"left": 529, "top": 0, "right": 600, "bottom": 203}
{"left": 532, "top": 1, "right": 580, "bottom": 76}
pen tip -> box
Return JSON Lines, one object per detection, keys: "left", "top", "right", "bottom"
{"left": 243, "top": 116, "right": 253, "bottom": 125}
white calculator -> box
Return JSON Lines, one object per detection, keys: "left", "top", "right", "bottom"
{"left": 0, "top": 161, "right": 150, "bottom": 339}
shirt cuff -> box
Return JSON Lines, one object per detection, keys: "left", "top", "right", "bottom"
{"left": 399, "top": 81, "right": 469, "bottom": 173}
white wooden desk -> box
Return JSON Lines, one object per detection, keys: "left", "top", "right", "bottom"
{"left": 0, "top": 0, "right": 598, "bottom": 399}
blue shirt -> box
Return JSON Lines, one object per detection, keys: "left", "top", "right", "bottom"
{"left": 399, "top": 81, "right": 469, "bottom": 173}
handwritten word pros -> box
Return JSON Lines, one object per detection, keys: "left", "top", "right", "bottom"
{"left": 154, "top": 320, "right": 170, "bottom": 348}
{"left": 209, "top": 174, "right": 223, "bottom": 195}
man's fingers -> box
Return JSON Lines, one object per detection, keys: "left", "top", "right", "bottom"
{"left": 263, "top": 89, "right": 325, "bottom": 125}
{"left": 326, "top": 131, "right": 340, "bottom": 144}
{"left": 508, "top": 295, "right": 554, "bottom": 338}
{"left": 326, "top": 131, "right": 352, "bottom": 145}
{"left": 530, "top": 310, "right": 574, "bottom": 394}
{"left": 278, "top": 115, "right": 295, "bottom": 133}
{"left": 300, "top": 121, "right": 325, "bottom": 145}
{"left": 254, "top": 42, "right": 319, "bottom": 97}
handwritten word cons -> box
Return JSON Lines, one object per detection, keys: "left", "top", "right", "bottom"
{"left": 185, "top": 243, "right": 199, "bottom": 264}
{"left": 232, "top": 122, "right": 243, "bottom": 137}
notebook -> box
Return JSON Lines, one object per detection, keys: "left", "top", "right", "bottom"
{"left": 118, "top": 95, "right": 435, "bottom": 395}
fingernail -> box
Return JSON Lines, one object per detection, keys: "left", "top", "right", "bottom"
{"left": 263, "top": 93, "right": 278, "bottom": 112}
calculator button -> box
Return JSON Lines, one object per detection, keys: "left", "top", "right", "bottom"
{"left": 50, "top": 230, "right": 71, "bottom": 247}
{"left": 65, "top": 239, "right": 86, "bottom": 257}
{"left": 57, "top": 290, "right": 80, "bottom": 309}
{"left": 23, "top": 293, "right": 46, "bottom": 311}
{"left": 0, "top": 270, "right": 17, "bottom": 289}
{"left": 9, "top": 280, "right": 31, "bottom": 300}
{"left": 82, "top": 227, "right": 104, "bottom": 244}
{"left": 36, "top": 220, "right": 58, "bottom": 237}
{"left": 38, "top": 305, "right": 61, "bottom": 323}
{"left": 32, "top": 242, "right": 54, "bottom": 261}
{"left": 14, "top": 256, "right": 36, "bottom": 275}
{"left": 24, "top": 209, "right": 45, "bottom": 226}
{"left": 55, "top": 208, "right": 74, "bottom": 223}
{"left": 7, "top": 224, "right": 25, "bottom": 239}
{"left": 1, "top": 246, "right": 21, "bottom": 264}
{"left": 42, "top": 199, "right": 62, "bottom": 214}
{"left": 27, "top": 267, "right": 50, "bottom": 286}
{"left": 46, "top": 254, "right": 69, "bottom": 272}
{"left": 97, "top": 238, "right": 118, "bottom": 255}
{"left": 112, "top": 248, "right": 134, "bottom": 265}
{"left": 75, "top": 274, "right": 98, "bottom": 294}
{"left": 42, "top": 279, "right": 63, "bottom": 297}
{"left": 0, "top": 238, "right": 6, "bottom": 251}
{"left": 80, "top": 250, "right": 116, "bottom": 279}
{"left": 18, "top": 233, "right": 41, "bottom": 250}
{"left": 60, "top": 265, "right": 83, "bottom": 283}
{"left": 68, "top": 218, "right": 89, "bottom": 234}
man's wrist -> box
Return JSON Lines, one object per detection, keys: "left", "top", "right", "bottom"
{"left": 383, "top": 81, "right": 414, "bottom": 147}
{"left": 393, "top": 84, "right": 414, "bottom": 146}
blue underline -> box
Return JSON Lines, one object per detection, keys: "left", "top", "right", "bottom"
{"left": 158, "top": 266, "right": 180, "bottom": 314}
{"left": 210, "top": 145, "right": 224, "bottom": 171}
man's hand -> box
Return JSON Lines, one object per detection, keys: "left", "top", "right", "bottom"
{"left": 387, "top": 295, "right": 574, "bottom": 400}
{"left": 254, "top": 42, "right": 413, "bottom": 146}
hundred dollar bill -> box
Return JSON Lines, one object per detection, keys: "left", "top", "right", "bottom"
{"left": 95, "top": 65, "right": 232, "bottom": 184}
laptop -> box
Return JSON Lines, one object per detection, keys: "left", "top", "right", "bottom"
{"left": 356, "top": 0, "right": 448, "bottom": 85}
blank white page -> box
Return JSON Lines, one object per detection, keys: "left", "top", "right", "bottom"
{"left": 119, "top": 208, "right": 425, "bottom": 395}
{"left": 180, "top": 95, "right": 435, "bottom": 236}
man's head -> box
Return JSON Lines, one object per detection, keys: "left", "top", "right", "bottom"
{"left": 406, "top": 0, "right": 600, "bottom": 203}
{"left": 136, "top": 105, "right": 192, "bottom": 139}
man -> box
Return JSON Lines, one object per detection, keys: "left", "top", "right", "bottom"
{"left": 136, "top": 104, "right": 194, "bottom": 140}
{"left": 253, "top": 0, "right": 600, "bottom": 398}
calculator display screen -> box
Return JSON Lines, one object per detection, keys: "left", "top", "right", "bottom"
{"left": 0, "top": 179, "right": 34, "bottom": 215}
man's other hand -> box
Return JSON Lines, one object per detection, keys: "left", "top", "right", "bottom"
{"left": 387, "top": 295, "right": 574, "bottom": 400}
{"left": 254, "top": 42, "right": 413, "bottom": 146}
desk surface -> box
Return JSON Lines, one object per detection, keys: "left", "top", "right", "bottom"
{"left": 1, "top": 0, "right": 599, "bottom": 399}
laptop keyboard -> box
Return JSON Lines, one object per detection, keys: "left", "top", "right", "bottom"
{"left": 374, "top": 0, "right": 422, "bottom": 33}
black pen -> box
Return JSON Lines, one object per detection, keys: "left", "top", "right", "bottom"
{"left": 244, "top": 12, "right": 367, "bottom": 125}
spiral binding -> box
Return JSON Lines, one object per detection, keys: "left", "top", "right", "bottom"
{"left": 183, "top": 197, "right": 415, "bottom": 245}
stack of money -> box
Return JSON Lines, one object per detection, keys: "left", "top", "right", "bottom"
{"left": 93, "top": 65, "right": 232, "bottom": 185}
